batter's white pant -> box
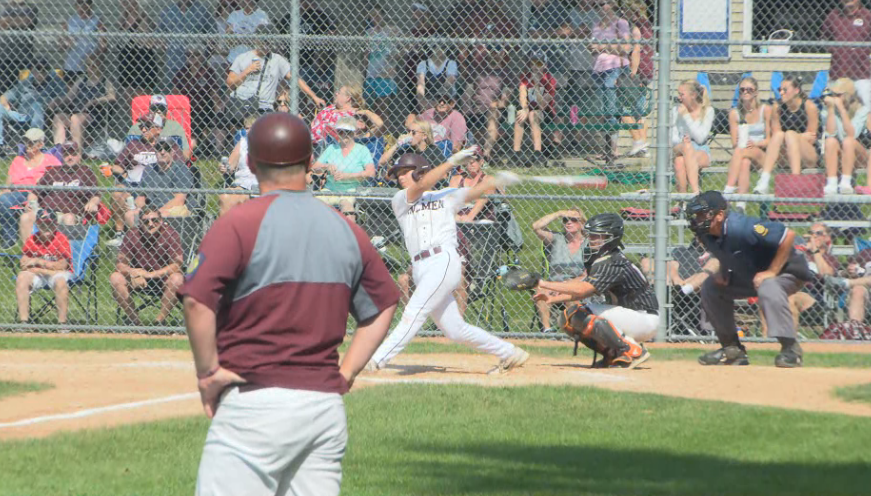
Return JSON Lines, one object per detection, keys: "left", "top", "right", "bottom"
{"left": 371, "top": 248, "right": 516, "bottom": 367}
{"left": 587, "top": 303, "right": 660, "bottom": 343}
{"left": 196, "top": 387, "right": 347, "bottom": 496}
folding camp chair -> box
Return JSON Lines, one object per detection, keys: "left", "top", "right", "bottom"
{"left": 130, "top": 95, "right": 193, "bottom": 150}
{"left": 766, "top": 173, "right": 825, "bottom": 221}
{"left": 697, "top": 71, "right": 752, "bottom": 151}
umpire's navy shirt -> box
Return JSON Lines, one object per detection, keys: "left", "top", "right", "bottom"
{"left": 698, "top": 212, "right": 812, "bottom": 289}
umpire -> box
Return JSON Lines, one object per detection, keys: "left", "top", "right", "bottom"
{"left": 686, "top": 191, "right": 812, "bottom": 368}
{"left": 179, "top": 113, "right": 399, "bottom": 496}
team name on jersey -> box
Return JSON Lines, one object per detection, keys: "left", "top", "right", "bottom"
{"left": 410, "top": 199, "right": 445, "bottom": 214}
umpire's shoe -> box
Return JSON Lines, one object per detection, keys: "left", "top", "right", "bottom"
{"left": 775, "top": 338, "right": 803, "bottom": 368}
{"left": 698, "top": 345, "right": 750, "bottom": 366}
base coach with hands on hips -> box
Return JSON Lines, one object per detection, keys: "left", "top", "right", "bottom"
{"left": 178, "top": 113, "right": 400, "bottom": 496}
{"left": 686, "top": 191, "right": 812, "bottom": 368}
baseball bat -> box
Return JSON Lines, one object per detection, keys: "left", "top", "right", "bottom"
{"left": 494, "top": 171, "right": 608, "bottom": 190}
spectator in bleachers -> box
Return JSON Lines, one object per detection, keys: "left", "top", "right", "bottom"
{"left": 310, "top": 84, "right": 364, "bottom": 148}
{"left": 158, "top": 0, "right": 214, "bottom": 93}
{"left": 212, "top": 0, "right": 237, "bottom": 66}
{"left": 513, "top": 53, "right": 557, "bottom": 166}
{"left": 118, "top": 0, "right": 157, "bottom": 100}
{"left": 225, "top": 0, "right": 269, "bottom": 65}
{"left": 415, "top": 45, "right": 459, "bottom": 111}
{"left": 402, "top": 3, "right": 437, "bottom": 119}
{"left": 0, "top": 128, "right": 59, "bottom": 248}
{"left": 409, "top": 92, "right": 467, "bottom": 152}
{"left": 821, "top": 0, "right": 871, "bottom": 108}
{"left": 532, "top": 209, "right": 587, "bottom": 332}
{"left": 449, "top": 0, "right": 517, "bottom": 70}
{"left": 61, "top": 0, "right": 105, "bottom": 86}
{"left": 124, "top": 137, "right": 195, "bottom": 228}
{"left": 379, "top": 120, "right": 445, "bottom": 174}
{"left": 623, "top": 0, "right": 653, "bottom": 158}
{"left": 109, "top": 205, "right": 184, "bottom": 326}
{"left": 219, "top": 115, "right": 257, "bottom": 215}
{"left": 16, "top": 209, "right": 72, "bottom": 327}
{"left": 19, "top": 142, "right": 99, "bottom": 244}
{"left": 462, "top": 51, "right": 510, "bottom": 161}
{"left": 172, "top": 47, "right": 222, "bottom": 156}
{"left": 591, "top": 0, "right": 631, "bottom": 159}
{"left": 725, "top": 76, "right": 771, "bottom": 211}
{"left": 753, "top": 75, "right": 820, "bottom": 195}
{"left": 0, "top": 60, "right": 66, "bottom": 155}
{"left": 354, "top": 108, "right": 385, "bottom": 138}
{"left": 363, "top": 6, "right": 403, "bottom": 134}
{"left": 50, "top": 53, "right": 115, "bottom": 150}
{"left": 827, "top": 248, "right": 871, "bottom": 323}
{"left": 822, "top": 78, "right": 868, "bottom": 195}
{"left": 0, "top": 0, "right": 38, "bottom": 95}
{"left": 277, "top": 0, "right": 336, "bottom": 113}
{"left": 310, "top": 116, "right": 375, "bottom": 192}
{"left": 127, "top": 95, "right": 192, "bottom": 160}
{"left": 108, "top": 113, "right": 184, "bottom": 247}
{"left": 672, "top": 79, "right": 713, "bottom": 194}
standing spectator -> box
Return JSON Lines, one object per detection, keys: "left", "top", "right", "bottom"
{"left": 513, "top": 53, "right": 557, "bottom": 166}
{"left": 110, "top": 205, "right": 184, "bottom": 326}
{"left": 178, "top": 113, "right": 398, "bottom": 495}
{"left": 415, "top": 45, "right": 458, "bottom": 111}
{"left": 118, "top": 0, "right": 157, "bottom": 99}
{"left": 212, "top": 0, "right": 237, "bottom": 68}
{"left": 16, "top": 209, "right": 72, "bottom": 327}
{"left": 753, "top": 76, "right": 820, "bottom": 194}
{"left": 531, "top": 209, "right": 587, "bottom": 333}
{"left": 19, "top": 142, "right": 99, "bottom": 242}
{"left": 50, "top": 54, "right": 115, "bottom": 149}
{"left": 623, "top": 0, "right": 653, "bottom": 157}
{"left": 363, "top": 6, "right": 403, "bottom": 133}
{"left": 462, "top": 51, "right": 509, "bottom": 160}
{"left": 0, "top": 0, "right": 38, "bottom": 94}
{"left": 724, "top": 76, "right": 771, "bottom": 210}
{"left": 0, "top": 60, "right": 66, "bottom": 155}
{"left": 590, "top": 0, "right": 631, "bottom": 159}
{"left": 672, "top": 80, "right": 714, "bottom": 195}
{"left": 127, "top": 95, "right": 193, "bottom": 160}
{"left": 61, "top": 0, "right": 105, "bottom": 86}
{"left": 225, "top": 0, "right": 269, "bottom": 65}
{"left": 822, "top": 78, "right": 868, "bottom": 195}
{"left": 310, "top": 117, "right": 375, "bottom": 192}
{"left": 125, "top": 137, "right": 195, "bottom": 227}
{"left": 821, "top": 0, "right": 871, "bottom": 108}
{"left": 379, "top": 120, "right": 445, "bottom": 174}
{"left": 172, "top": 48, "right": 222, "bottom": 157}
{"left": 0, "top": 128, "right": 59, "bottom": 248}
{"left": 409, "top": 92, "right": 468, "bottom": 152}
{"left": 157, "top": 0, "right": 213, "bottom": 93}
{"left": 401, "top": 3, "right": 438, "bottom": 120}
{"left": 310, "top": 84, "right": 364, "bottom": 147}
{"left": 278, "top": 0, "right": 336, "bottom": 114}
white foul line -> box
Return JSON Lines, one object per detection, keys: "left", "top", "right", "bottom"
{"left": 0, "top": 392, "right": 199, "bottom": 429}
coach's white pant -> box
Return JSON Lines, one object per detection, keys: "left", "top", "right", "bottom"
{"left": 587, "top": 303, "right": 660, "bottom": 342}
{"left": 196, "top": 387, "right": 347, "bottom": 496}
{"left": 372, "top": 248, "right": 516, "bottom": 367}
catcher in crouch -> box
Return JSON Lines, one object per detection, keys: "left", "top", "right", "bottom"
{"left": 528, "top": 213, "right": 658, "bottom": 368}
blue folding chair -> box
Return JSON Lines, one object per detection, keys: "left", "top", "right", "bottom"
{"left": 771, "top": 70, "right": 829, "bottom": 102}
{"left": 696, "top": 71, "right": 752, "bottom": 109}
{"left": 435, "top": 140, "right": 452, "bottom": 159}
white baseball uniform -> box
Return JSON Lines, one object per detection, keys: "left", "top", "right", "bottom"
{"left": 370, "top": 187, "right": 517, "bottom": 367}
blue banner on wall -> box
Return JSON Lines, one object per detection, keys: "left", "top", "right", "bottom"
{"left": 679, "top": 0, "right": 731, "bottom": 60}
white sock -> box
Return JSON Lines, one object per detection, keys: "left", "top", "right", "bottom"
{"left": 758, "top": 172, "right": 771, "bottom": 186}
{"left": 723, "top": 185, "right": 738, "bottom": 194}
{"left": 840, "top": 175, "right": 853, "bottom": 186}
{"left": 827, "top": 176, "right": 838, "bottom": 187}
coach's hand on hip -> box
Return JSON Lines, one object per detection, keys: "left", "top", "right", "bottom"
{"left": 198, "top": 367, "right": 247, "bottom": 419}
{"left": 753, "top": 270, "right": 776, "bottom": 290}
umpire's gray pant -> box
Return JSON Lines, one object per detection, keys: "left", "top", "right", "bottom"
{"left": 700, "top": 274, "right": 805, "bottom": 345}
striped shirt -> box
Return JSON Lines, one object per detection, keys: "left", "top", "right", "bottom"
{"left": 586, "top": 250, "right": 659, "bottom": 313}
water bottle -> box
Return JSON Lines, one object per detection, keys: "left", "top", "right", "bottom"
{"left": 507, "top": 104, "right": 516, "bottom": 125}
{"left": 220, "top": 156, "right": 230, "bottom": 173}
{"left": 570, "top": 105, "right": 579, "bottom": 125}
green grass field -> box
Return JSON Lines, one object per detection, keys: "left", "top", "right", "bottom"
{"left": 2, "top": 384, "right": 870, "bottom": 496}
{"left": 0, "top": 380, "right": 52, "bottom": 400}
{"left": 834, "top": 383, "right": 871, "bottom": 405}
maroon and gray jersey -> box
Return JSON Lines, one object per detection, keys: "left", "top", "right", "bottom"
{"left": 178, "top": 190, "right": 400, "bottom": 394}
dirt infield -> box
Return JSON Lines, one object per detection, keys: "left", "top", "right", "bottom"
{"left": 1, "top": 341, "right": 871, "bottom": 441}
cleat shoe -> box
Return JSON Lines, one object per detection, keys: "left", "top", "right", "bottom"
{"left": 610, "top": 344, "right": 650, "bottom": 369}
{"left": 364, "top": 360, "right": 380, "bottom": 372}
{"left": 489, "top": 348, "right": 530, "bottom": 375}
{"left": 698, "top": 345, "right": 750, "bottom": 366}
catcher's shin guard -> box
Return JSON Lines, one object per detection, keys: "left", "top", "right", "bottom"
{"left": 559, "top": 304, "right": 643, "bottom": 367}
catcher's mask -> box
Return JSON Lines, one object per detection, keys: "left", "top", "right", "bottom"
{"left": 686, "top": 191, "right": 728, "bottom": 236}
{"left": 582, "top": 213, "right": 624, "bottom": 265}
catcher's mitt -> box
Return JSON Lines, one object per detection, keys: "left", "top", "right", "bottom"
{"left": 500, "top": 268, "right": 541, "bottom": 291}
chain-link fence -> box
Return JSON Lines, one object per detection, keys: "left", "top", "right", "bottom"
{"left": 0, "top": 0, "right": 870, "bottom": 342}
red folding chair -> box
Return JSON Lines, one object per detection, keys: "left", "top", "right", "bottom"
{"left": 767, "top": 174, "right": 825, "bottom": 222}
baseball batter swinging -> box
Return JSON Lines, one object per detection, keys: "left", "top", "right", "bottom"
{"left": 366, "top": 147, "right": 530, "bottom": 374}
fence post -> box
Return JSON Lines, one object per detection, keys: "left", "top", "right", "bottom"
{"left": 653, "top": 0, "right": 673, "bottom": 342}
{"left": 288, "top": 0, "right": 301, "bottom": 115}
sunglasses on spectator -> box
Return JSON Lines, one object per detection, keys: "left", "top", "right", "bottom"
{"left": 274, "top": 100, "right": 289, "bottom": 110}
{"left": 139, "top": 123, "right": 154, "bottom": 131}
{"left": 739, "top": 87, "right": 756, "bottom": 94}
{"left": 142, "top": 216, "right": 161, "bottom": 225}
{"left": 809, "top": 230, "right": 827, "bottom": 237}
{"left": 562, "top": 217, "right": 580, "bottom": 224}
{"left": 155, "top": 144, "right": 173, "bottom": 153}
{"left": 149, "top": 105, "right": 167, "bottom": 113}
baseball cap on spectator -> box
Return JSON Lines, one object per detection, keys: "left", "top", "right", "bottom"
{"left": 23, "top": 128, "right": 46, "bottom": 142}
{"left": 335, "top": 116, "right": 357, "bottom": 132}
{"left": 36, "top": 208, "right": 56, "bottom": 226}
{"left": 150, "top": 95, "right": 168, "bottom": 109}
{"left": 530, "top": 51, "right": 548, "bottom": 65}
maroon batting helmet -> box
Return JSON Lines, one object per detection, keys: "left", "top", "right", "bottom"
{"left": 248, "top": 113, "right": 313, "bottom": 169}
{"left": 386, "top": 152, "right": 430, "bottom": 181}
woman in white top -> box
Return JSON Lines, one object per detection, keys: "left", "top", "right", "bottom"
{"left": 219, "top": 115, "right": 257, "bottom": 216}
{"left": 823, "top": 78, "right": 869, "bottom": 195}
{"left": 725, "top": 77, "right": 771, "bottom": 209}
{"left": 672, "top": 80, "right": 714, "bottom": 194}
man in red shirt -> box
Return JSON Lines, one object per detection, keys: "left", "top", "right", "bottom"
{"left": 822, "top": 0, "right": 871, "bottom": 107}
{"left": 109, "top": 205, "right": 184, "bottom": 326}
{"left": 179, "top": 113, "right": 399, "bottom": 496}
{"left": 15, "top": 209, "right": 73, "bottom": 326}
{"left": 20, "top": 142, "right": 100, "bottom": 238}
{"left": 513, "top": 52, "right": 558, "bottom": 166}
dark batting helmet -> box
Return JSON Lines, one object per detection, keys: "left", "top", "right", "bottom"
{"left": 686, "top": 190, "right": 728, "bottom": 236}
{"left": 247, "top": 113, "right": 313, "bottom": 169}
{"left": 582, "top": 213, "right": 625, "bottom": 265}
{"left": 386, "top": 152, "right": 430, "bottom": 181}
